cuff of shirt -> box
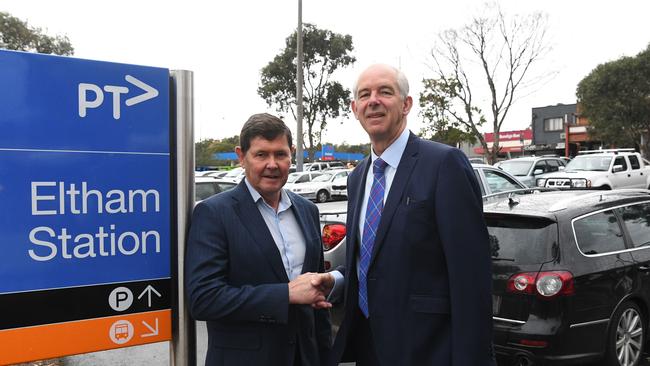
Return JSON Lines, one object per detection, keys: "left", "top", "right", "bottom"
{"left": 327, "top": 270, "right": 344, "bottom": 303}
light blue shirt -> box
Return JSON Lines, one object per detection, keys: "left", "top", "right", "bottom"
{"left": 358, "top": 127, "right": 410, "bottom": 241}
{"left": 244, "top": 179, "right": 306, "bottom": 280}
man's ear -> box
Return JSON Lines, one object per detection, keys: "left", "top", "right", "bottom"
{"left": 351, "top": 100, "right": 359, "bottom": 119}
{"left": 402, "top": 96, "right": 413, "bottom": 115}
{"left": 235, "top": 146, "right": 245, "bottom": 166}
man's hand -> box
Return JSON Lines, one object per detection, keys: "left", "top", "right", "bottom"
{"left": 310, "top": 273, "right": 334, "bottom": 309}
{"left": 288, "top": 273, "right": 332, "bottom": 308}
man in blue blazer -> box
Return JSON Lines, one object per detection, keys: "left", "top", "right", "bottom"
{"left": 186, "top": 113, "right": 331, "bottom": 366}
{"left": 327, "top": 64, "right": 495, "bottom": 365}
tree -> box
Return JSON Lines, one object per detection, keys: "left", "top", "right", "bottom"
{"left": 0, "top": 12, "right": 74, "bottom": 55}
{"left": 576, "top": 45, "right": 650, "bottom": 156}
{"left": 419, "top": 4, "right": 551, "bottom": 163}
{"left": 259, "top": 24, "right": 355, "bottom": 159}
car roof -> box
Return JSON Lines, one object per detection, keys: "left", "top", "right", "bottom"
{"left": 195, "top": 176, "right": 236, "bottom": 183}
{"left": 483, "top": 189, "right": 650, "bottom": 219}
{"left": 499, "top": 156, "right": 564, "bottom": 163}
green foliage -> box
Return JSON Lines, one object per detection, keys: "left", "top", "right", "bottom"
{"left": 195, "top": 139, "right": 219, "bottom": 167}
{"left": 195, "top": 135, "right": 240, "bottom": 167}
{"left": 576, "top": 45, "right": 650, "bottom": 153}
{"left": 258, "top": 24, "right": 355, "bottom": 159}
{"left": 331, "top": 142, "right": 370, "bottom": 155}
{"left": 0, "top": 12, "right": 74, "bottom": 55}
{"left": 419, "top": 77, "right": 484, "bottom": 147}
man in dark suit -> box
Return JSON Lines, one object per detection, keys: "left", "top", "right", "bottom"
{"left": 326, "top": 64, "right": 495, "bottom": 365}
{"left": 186, "top": 113, "right": 332, "bottom": 366}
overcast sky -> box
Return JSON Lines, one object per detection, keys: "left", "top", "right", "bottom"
{"left": 2, "top": 0, "right": 649, "bottom": 145}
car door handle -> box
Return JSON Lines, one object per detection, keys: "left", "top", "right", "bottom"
{"left": 638, "top": 266, "right": 650, "bottom": 271}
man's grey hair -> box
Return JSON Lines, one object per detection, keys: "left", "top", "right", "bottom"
{"left": 352, "top": 65, "right": 410, "bottom": 101}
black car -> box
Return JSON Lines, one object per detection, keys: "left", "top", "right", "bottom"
{"left": 486, "top": 189, "right": 650, "bottom": 365}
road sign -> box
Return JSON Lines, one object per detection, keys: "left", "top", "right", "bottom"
{"left": 0, "top": 50, "right": 172, "bottom": 364}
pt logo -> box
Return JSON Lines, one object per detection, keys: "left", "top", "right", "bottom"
{"left": 78, "top": 75, "right": 159, "bottom": 120}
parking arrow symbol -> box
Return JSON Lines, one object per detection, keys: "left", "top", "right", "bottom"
{"left": 125, "top": 75, "right": 158, "bottom": 106}
{"left": 137, "top": 285, "right": 162, "bottom": 307}
{"left": 141, "top": 318, "right": 159, "bottom": 338}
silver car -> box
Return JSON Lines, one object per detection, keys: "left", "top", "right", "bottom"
{"left": 497, "top": 156, "right": 567, "bottom": 187}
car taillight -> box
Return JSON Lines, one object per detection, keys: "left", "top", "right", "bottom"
{"left": 322, "top": 223, "right": 346, "bottom": 251}
{"left": 506, "top": 271, "right": 574, "bottom": 298}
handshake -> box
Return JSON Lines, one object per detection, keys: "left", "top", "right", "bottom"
{"left": 288, "top": 272, "right": 335, "bottom": 309}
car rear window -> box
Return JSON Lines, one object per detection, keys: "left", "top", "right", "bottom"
{"left": 485, "top": 215, "right": 557, "bottom": 264}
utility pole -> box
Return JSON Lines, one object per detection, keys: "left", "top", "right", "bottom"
{"left": 295, "top": 0, "right": 304, "bottom": 172}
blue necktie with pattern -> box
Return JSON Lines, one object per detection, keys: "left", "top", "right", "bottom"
{"left": 358, "top": 158, "right": 388, "bottom": 318}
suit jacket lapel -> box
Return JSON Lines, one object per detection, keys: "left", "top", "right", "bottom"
{"left": 231, "top": 182, "right": 289, "bottom": 282}
{"left": 370, "top": 133, "right": 419, "bottom": 266}
{"left": 288, "top": 195, "right": 318, "bottom": 273}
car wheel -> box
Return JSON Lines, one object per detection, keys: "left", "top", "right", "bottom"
{"left": 316, "top": 190, "right": 329, "bottom": 203}
{"left": 604, "top": 301, "right": 645, "bottom": 366}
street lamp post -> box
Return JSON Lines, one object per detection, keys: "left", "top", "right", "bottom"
{"left": 295, "top": 0, "right": 304, "bottom": 172}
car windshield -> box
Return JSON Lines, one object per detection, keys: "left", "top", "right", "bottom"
{"left": 286, "top": 173, "right": 303, "bottom": 183}
{"left": 485, "top": 215, "right": 556, "bottom": 264}
{"left": 566, "top": 156, "right": 612, "bottom": 171}
{"left": 224, "top": 167, "right": 243, "bottom": 178}
{"left": 312, "top": 173, "right": 333, "bottom": 182}
{"left": 498, "top": 161, "right": 533, "bottom": 176}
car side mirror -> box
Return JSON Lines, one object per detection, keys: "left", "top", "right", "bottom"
{"left": 533, "top": 169, "right": 544, "bottom": 175}
{"left": 612, "top": 165, "right": 625, "bottom": 173}
{"left": 559, "top": 166, "right": 565, "bottom": 171}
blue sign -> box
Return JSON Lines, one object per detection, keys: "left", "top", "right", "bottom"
{"left": 0, "top": 50, "right": 170, "bottom": 294}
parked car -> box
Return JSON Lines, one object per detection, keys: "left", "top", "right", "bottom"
{"left": 486, "top": 188, "right": 650, "bottom": 365}
{"left": 284, "top": 171, "right": 323, "bottom": 190}
{"left": 221, "top": 167, "right": 246, "bottom": 183}
{"left": 497, "top": 156, "right": 567, "bottom": 187}
{"left": 200, "top": 170, "right": 229, "bottom": 179}
{"left": 288, "top": 169, "right": 351, "bottom": 203}
{"left": 195, "top": 176, "right": 236, "bottom": 203}
{"left": 329, "top": 176, "right": 348, "bottom": 198}
{"left": 537, "top": 149, "right": 650, "bottom": 190}
{"left": 472, "top": 163, "right": 527, "bottom": 196}
{"left": 304, "top": 161, "right": 346, "bottom": 172}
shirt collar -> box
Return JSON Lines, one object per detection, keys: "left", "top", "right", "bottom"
{"left": 244, "top": 178, "right": 292, "bottom": 212}
{"left": 370, "top": 127, "right": 410, "bottom": 170}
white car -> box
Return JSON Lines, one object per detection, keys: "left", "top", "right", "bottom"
{"left": 195, "top": 176, "right": 237, "bottom": 203}
{"left": 284, "top": 171, "right": 323, "bottom": 191}
{"left": 329, "top": 176, "right": 348, "bottom": 198}
{"left": 221, "top": 167, "right": 246, "bottom": 183}
{"left": 288, "top": 169, "right": 351, "bottom": 203}
{"left": 537, "top": 149, "right": 650, "bottom": 190}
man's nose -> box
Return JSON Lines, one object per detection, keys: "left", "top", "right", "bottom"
{"left": 368, "top": 92, "right": 380, "bottom": 106}
{"left": 266, "top": 156, "right": 279, "bottom": 169}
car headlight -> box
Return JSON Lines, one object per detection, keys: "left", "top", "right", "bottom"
{"left": 536, "top": 178, "right": 546, "bottom": 187}
{"left": 571, "top": 179, "right": 590, "bottom": 188}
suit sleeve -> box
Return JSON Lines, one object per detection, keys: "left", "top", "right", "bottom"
{"left": 310, "top": 204, "right": 333, "bottom": 361}
{"left": 185, "top": 200, "right": 290, "bottom": 324}
{"left": 434, "top": 149, "right": 495, "bottom": 364}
